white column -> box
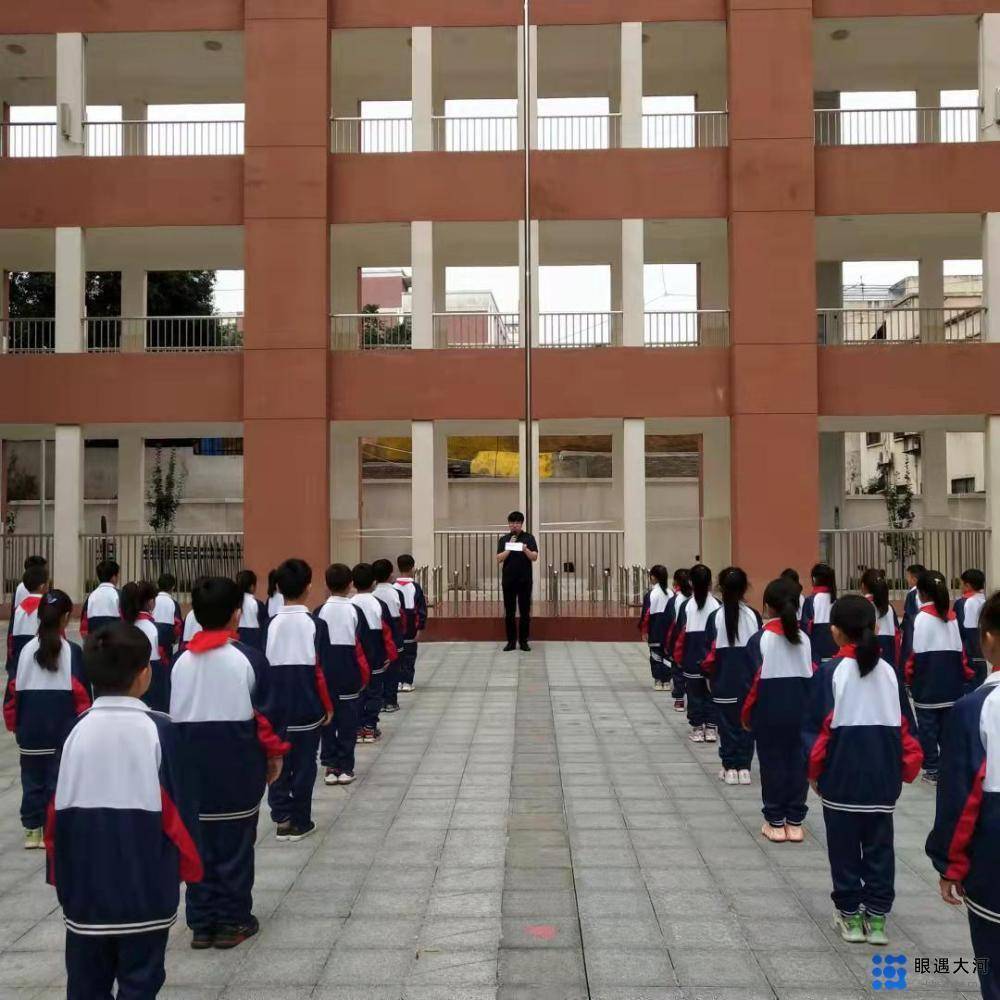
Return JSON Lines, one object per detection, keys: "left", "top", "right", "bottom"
{"left": 411, "top": 27, "right": 433, "bottom": 152}
{"left": 701, "top": 420, "right": 732, "bottom": 570}
{"left": 411, "top": 221, "right": 433, "bottom": 349}
{"left": 818, "top": 432, "right": 845, "bottom": 529}
{"left": 411, "top": 421, "right": 435, "bottom": 568}
{"left": 620, "top": 22, "right": 643, "bottom": 149}
{"left": 55, "top": 228, "right": 85, "bottom": 353}
{"left": 622, "top": 219, "right": 644, "bottom": 347}
{"left": 984, "top": 214, "right": 1000, "bottom": 344}
{"left": 53, "top": 426, "right": 84, "bottom": 601}
{"left": 518, "top": 420, "right": 541, "bottom": 532}
{"left": 922, "top": 429, "right": 950, "bottom": 527}
{"left": 121, "top": 267, "right": 147, "bottom": 352}
{"left": 56, "top": 33, "right": 86, "bottom": 156}
{"left": 116, "top": 433, "right": 146, "bottom": 535}
{"left": 517, "top": 24, "right": 538, "bottom": 149}
{"left": 518, "top": 219, "right": 540, "bottom": 347}
{"left": 980, "top": 15, "right": 1000, "bottom": 142}
{"left": 916, "top": 86, "right": 940, "bottom": 143}
{"left": 621, "top": 419, "right": 647, "bottom": 566}
{"left": 122, "top": 98, "right": 147, "bottom": 156}
{"left": 919, "top": 255, "right": 944, "bottom": 342}
{"left": 330, "top": 426, "right": 361, "bottom": 565}
{"left": 986, "top": 417, "right": 1000, "bottom": 587}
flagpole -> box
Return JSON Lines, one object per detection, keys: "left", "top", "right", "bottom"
{"left": 522, "top": 0, "right": 534, "bottom": 532}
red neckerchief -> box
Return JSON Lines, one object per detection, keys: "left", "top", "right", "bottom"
{"left": 763, "top": 619, "right": 787, "bottom": 635}
{"left": 961, "top": 588, "right": 980, "bottom": 598}
{"left": 812, "top": 587, "right": 831, "bottom": 595}
{"left": 835, "top": 644, "right": 857, "bottom": 659}
{"left": 918, "top": 602, "right": 957, "bottom": 622}
{"left": 138, "top": 611, "right": 155, "bottom": 623}
{"left": 187, "top": 629, "right": 236, "bottom": 653}
{"left": 19, "top": 596, "right": 42, "bottom": 615}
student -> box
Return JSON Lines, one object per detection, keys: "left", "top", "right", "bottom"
{"left": 954, "top": 568, "right": 987, "bottom": 689}
{"left": 807, "top": 594, "right": 922, "bottom": 945}
{"left": 4, "top": 590, "right": 88, "bottom": 850}
{"left": 703, "top": 567, "right": 761, "bottom": 785}
{"left": 639, "top": 565, "right": 672, "bottom": 691}
{"left": 153, "top": 573, "right": 183, "bottom": 660}
{"left": 352, "top": 562, "right": 398, "bottom": 744}
{"left": 801, "top": 563, "right": 839, "bottom": 665}
{"left": 902, "top": 570, "right": 973, "bottom": 784}
{"left": 170, "top": 577, "right": 288, "bottom": 949}
{"left": 80, "top": 560, "right": 121, "bottom": 638}
{"left": 121, "top": 581, "right": 171, "bottom": 713}
{"left": 781, "top": 567, "right": 805, "bottom": 616}
{"left": 6, "top": 564, "right": 48, "bottom": 679}
{"left": 394, "top": 554, "right": 427, "bottom": 693}
{"left": 496, "top": 511, "right": 539, "bottom": 652}
{"left": 927, "top": 590, "right": 1000, "bottom": 999}
{"left": 861, "top": 568, "right": 901, "bottom": 674}
{"left": 741, "top": 578, "right": 813, "bottom": 843}
{"left": 14, "top": 554, "right": 47, "bottom": 609}
{"left": 373, "top": 559, "right": 404, "bottom": 714}
{"left": 663, "top": 568, "right": 692, "bottom": 712}
{"left": 178, "top": 577, "right": 208, "bottom": 656}
{"left": 266, "top": 569, "right": 284, "bottom": 619}
{"left": 672, "top": 564, "right": 721, "bottom": 743}
{"left": 265, "top": 558, "right": 332, "bottom": 841}
{"left": 316, "top": 563, "right": 371, "bottom": 785}
{"left": 47, "top": 622, "right": 202, "bottom": 999}
{"left": 900, "top": 563, "right": 926, "bottom": 635}
{"left": 235, "top": 569, "right": 268, "bottom": 652}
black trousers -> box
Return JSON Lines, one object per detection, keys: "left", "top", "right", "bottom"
{"left": 267, "top": 727, "right": 320, "bottom": 827}
{"left": 756, "top": 725, "right": 808, "bottom": 827}
{"left": 321, "top": 693, "right": 361, "bottom": 774}
{"left": 399, "top": 639, "right": 418, "bottom": 685}
{"left": 186, "top": 813, "right": 258, "bottom": 932}
{"left": 20, "top": 754, "right": 58, "bottom": 829}
{"left": 715, "top": 701, "right": 754, "bottom": 770}
{"left": 822, "top": 808, "right": 895, "bottom": 915}
{"left": 969, "top": 910, "right": 1000, "bottom": 1000}
{"left": 66, "top": 928, "right": 168, "bottom": 1000}
{"left": 503, "top": 578, "right": 532, "bottom": 644}
{"left": 915, "top": 705, "right": 952, "bottom": 775}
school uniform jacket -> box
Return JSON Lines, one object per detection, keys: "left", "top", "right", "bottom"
{"left": 955, "top": 590, "right": 987, "bottom": 684}
{"left": 237, "top": 593, "right": 269, "bottom": 652}
{"left": 660, "top": 590, "right": 686, "bottom": 667}
{"left": 6, "top": 595, "right": 42, "bottom": 678}
{"left": 806, "top": 648, "right": 922, "bottom": 813}
{"left": 801, "top": 588, "right": 838, "bottom": 665}
{"left": 702, "top": 603, "right": 763, "bottom": 704}
{"left": 640, "top": 585, "right": 672, "bottom": 648}
{"left": 373, "top": 583, "right": 405, "bottom": 653}
{"left": 867, "top": 598, "right": 902, "bottom": 673}
{"left": 394, "top": 577, "right": 428, "bottom": 643}
{"left": 79, "top": 583, "right": 121, "bottom": 638}
{"left": 902, "top": 605, "right": 973, "bottom": 710}
{"left": 177, "top": 610, "right": 203, "bottom": 656}
{"left": 267, "top": 593, "right": 284, "bottom": 619}
{"left": 741, "top": 620, "right": 814, "bottom": 729}
{"left": 927, "top": 671, "right": 1000, "bottom": 924}
{"left": 901, "top": 586, "right": 920, "bottom": 634}
{"left": 153, "top": 592, "right": 183, "bottom": 657}
{"left": 351, "top": 593, "right": 399, "bottom": 675}
{"left": 170, "top": 631, "right": 289, "bottom": 823}
{"left": 45, "top": 696, "right": 203, "bottom": 936}
{"left": 4, "top": 637, "right": 90, "bottom": 755}
{"left": 135, "top": 613, "right": 171, "bottom": 714}
{"left": 264, "top": 605, "right": 333, "bottom": 732}
{"left": 315, "top": 597, "right": 371, "bottom": 700}
{"left": 672, "top": 594, "right": 721, "bottom": 682}
{"left": 14, "top": 581, "right": 29, "bottom": 609}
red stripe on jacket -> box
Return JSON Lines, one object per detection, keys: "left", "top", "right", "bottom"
{"left": 944, "top": 759, "right": 987, "bottom": 881}
{"left": 160, "top": 787, "right": 203, "bottom": 884}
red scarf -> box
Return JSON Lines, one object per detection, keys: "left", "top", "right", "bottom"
{"left": 187, "top": 629, "right": 236, "bottom": 653}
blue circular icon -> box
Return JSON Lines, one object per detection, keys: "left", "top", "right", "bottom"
{"left": 872, "top": 982, "right": 882, "bottom": 991}
{"left": 873, "top": 955, "right": 884, "bottom": 965}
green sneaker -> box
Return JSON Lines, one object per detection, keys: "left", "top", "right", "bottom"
{"left": 833, "top": 910, "right": 866, "bottom": 944}
{"left": 23, "top": 828, "right": 43, "bottom": 850}
{"left": 865, "top": 913, "right": 888, "bottom": 946}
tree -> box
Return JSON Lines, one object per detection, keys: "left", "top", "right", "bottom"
{"left": 146, "top": 448, "right": 187, "bottom": 534}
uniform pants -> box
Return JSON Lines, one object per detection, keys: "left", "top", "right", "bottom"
{"left": 361, "top": 670, "right": 385, "bottom": 731}
{"left": 186, "top": 813, "right": 258, "bottom": 932}
{"left": 670, "top": 659, "right": 686, "bottom": 700}
{"left": 399, "top": 639, "right": 418, "bottom": 685}
{"left": 267, "top": 727, "right": 320, "bottom": 827}
{"left": 503, "top": 578, "right": 532, "bottom": 644}
{"left": 969, "top": 910, "right": 1000, "bottom": 1000}
{"left": 648, "top": 644, "right": 669, "bottom": 683}
{"left": 915, "top": 705, "right": 952, "bottom": 775}
{"left": 320, "top": 694, "right": 360, "bottom": 774}
{"left": 756, "top": 726, "right": 808, "bottom": 827}
{"left": 685, "top": 676, "right": 714, "bottom": 728}
{"left": 20, "top": 754, "right": 58, "bottom": 829}
{"left": 715, "top": 701, "right": 754, "bottom": 770}
{"left": 822, "top": 808, "right": 895, "bottom": 916}
{"left": 383, "top": 658, "right": 400, "bottom": 707}
{"left": 66, "top": 928, "right": 168, "bottom": 1000}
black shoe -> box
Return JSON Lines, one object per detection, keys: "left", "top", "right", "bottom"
{"left": 503, "top": 642, "right": 517, "bottom": 652}
{"left": 519, "top": 642, "right": 531, "bottom": 652}
{"left": 284, "top": 820, "right": 316, "bottom": 842}
{"left": 214, "top": 915, "right": 259, "bottom": 950}
{"left": 383, "top": 703, "right": 400, "bottom": 713}
{"left": 191, "top": 928, "right": 215, "bottom": 950}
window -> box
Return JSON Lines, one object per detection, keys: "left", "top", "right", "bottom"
{"left": 865, "top": 432, "right": 882, "bottom": 448}
{"left": 951, "top": 477, "right": 976, "bottom": 495}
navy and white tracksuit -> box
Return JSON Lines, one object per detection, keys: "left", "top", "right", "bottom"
{"left": 6, "top": 595, "right": 41, "bottom": 679}
{"left": 47, "top": 697, "right": 203, "bottom": 1000}
{"left": 903, "top": 605, "right": 974, "bottom": 775}
{"left": 264, "top": 606, "right": 332, "bottom": 827}
{"left": 237, "top": 592, "right": 269, "bottom": 652}
{"left": 662, "top": 590, "right": 687, "bottom": 699}
{"left": 703, "top": 603, "right": 762, "bottom": 770}
{"left": 316, "top": 597, "right": 371, "bottom": 775}
{"left": 353, "top": 592, "right": 398, "bottom": 732}
{"left": 79, "top": 582, "right": 121, "bottom": 639}
{"left": 178, "top": 609, "right": 204, "bottom": 656}
{"left": 135, "top": 613, "right": 171, "bottom": 714}
{"left": 394, "top": 576, "right": 427, "bottom": 687}
{"left": 672, "top": 594, "right": 721, "bottom": 729}
{"left": 153, "top": 591, "right": 182, "bottom": 661}
{"left": 373, "top": 583, "right": 404, "bottom": 707}
{"left": 868, "top": 598, "right": 902, "bottom": 675}
{"left": 741, "top": 621, "right": 814, "bottom": 828}
{"left": 807, "top": 649, "right": 922, "bottom": 916}
{"left": 4, "top": 637, "right": 90, "bottom": 829}
{"left": 927, "top": 671, "right": 1000, "bottom": 1000}
{"left": 640, "top": 585, "right": 672, "bottom": 685}
{"left": 267, "top": 592, "right": 284, "bottom": 619}
{"left": 170, "top": 631, "right": 288, "bottom": 933}
{"left": 801, "top": 588, "right": 838, "bottom": 665}
{"left": 901, "top": 585, "right": 920, "bottom": 635}
{"left": 955, "top": 590, "right": 987, "bottom": 689}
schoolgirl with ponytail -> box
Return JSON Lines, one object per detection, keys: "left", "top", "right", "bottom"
{"left": 801, "top": 563, "right": 839, "bottom": 665}
{"left": 638, "top": 565, "right": 672, "bottom": 691}
{"left": 671, "top": 564, "right": 720, "bottom": 742}
{"left": 3, "top": 589, "right": 89, "bottom": 849}
{"left": 663, "top": 568, "right": 693, "bottom": 712}
{"left": 121, "top": 581, "right": 170, "bottom": 712}
{"left": 860, "top": 568, "right": 901, "bottom": 673}
{"left": 805, "top": 594, "right": 922, "bottom": 946}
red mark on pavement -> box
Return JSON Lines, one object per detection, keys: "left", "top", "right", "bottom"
{"left": 526, "top": 924, "right": 558, "bottom": 941}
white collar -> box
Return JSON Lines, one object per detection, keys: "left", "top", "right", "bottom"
{"left": 92, "top": 695, "right": 149, "bottom": 711}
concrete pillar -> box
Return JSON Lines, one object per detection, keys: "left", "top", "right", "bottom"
{"left": 330, "top": 426, "right": 361, "bottom": 565}
{"left": 816, "top": 261, "right": 843, "bottom": 344}
{"left": 621, "top": 219, "right": 644, "bottom": 347}
{"left": 916, "top": 86, "right": 941, "bottom": 143}
{"left": 620, "top": 22, "right": 643, "bottom": 149}
{"left": 699, "top": 253, "right": 730, "bottom": 346}
{"left": 987, "top": 417, "right": 1000, "bottom": 587}
{"left": 55, "top": 228, "right": 85, "bottom": 353}
{"left": 818, "top": 432, "right": 845, "bottom": 529}
{"left": 701, "top": 421, "right": 732, "bottom": 574}
{"left": 53, "top": 426, "right": 83, "bottom": 600}
{"left": 984, "top": 214, "right": 1000, "bottom": 344}
{"left": 411, "top": 27, "right": 433, "bottom": 152}
{"left": 922, "top": 429, "right": 950, "bottom": 527}
{"left": 919, "top": 256, "right": 945, "bottom": 342}
{"left": 518, "top": 219, "right": 540, "bottom": 347}
{"left": 518, "top": 420, "right": 541, "bottom": 532}
{"left": 517, "top": 24, "right": 538, "bottom": 148}
{"left": 411, "top": 421, "right": 435, "bottom": 568}
{"left": 411, "top": 221, "right": 433, "bottom": 349}
{"left": 122, "top": 99, "right": 147, "bottom": 156}
{"left": 56, "top": 33, "right": 86, "bottom": 156}
{"left": 116, "top": 433, "right": 146, "bottom": 535}
{"left": 619, "top": 419, "right": 647, "bottom": 567}
{"left": 121, "top": 267, "right": 147, "bottom": 352}
{"left": 434, "top": 423, "right": 450, "bottom": 523}
{"left": 980, "top": 15, "right": 1000, "bottom": 143}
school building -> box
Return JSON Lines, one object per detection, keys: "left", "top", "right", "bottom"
{"left": 1, "top": 2, "right": 1000, "bottom": 636}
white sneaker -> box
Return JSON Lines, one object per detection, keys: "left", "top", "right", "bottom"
{"left": 653, "top": 680, "right": 663, "bottom": 690}
{"left": 717, "top": 767, "right": 727, "bottom": 781}
{"left": 704, "top": 726, "right": 718, "bottom": 743}
{"left": 724, "top": 769, "right": 739, "bottom": 785}
{"left": 399, "top": 683, "right": 413, "bottom": 693}
{"left": 689, "top": 726, "right": 705, "bottom": 743}
{"left": 324, "top": 769, "right": 339, "bottom": 786}
{"left": 338, "top": 772, "right": 355, "bottom": 785}
{"left": 738, "top": 769, "right": 752, "bottom": 785}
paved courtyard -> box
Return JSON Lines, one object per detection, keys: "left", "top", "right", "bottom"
{"left": 0, "top": 641, "right": 984, "bottom": 999}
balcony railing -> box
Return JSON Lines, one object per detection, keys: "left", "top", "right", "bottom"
{"left": 642, "top": 112, "right": 729, "bottom": 149}
{"left": 432, "top": 312, "right": 520, "bottom": 349}
{"left": 432, "top": 116, "right": 519, "bottom": 152}
{"left": 1, "top": 123, "right": 58, "bottom": 157}
{"left": 538, "top": 312, "right": 623, "bottom": 348}
{"left": 817, "top": 307, "right": 986, "bottom": 345}
{"left": 1, "top": 318, "right": 55, "bottom": 354}
{"left": 331, "top": 313, "right": 412, "bottom": 350}
{"left": 645, "top": 311, "right": 730, "bottom": 347}
{"left": 537, "top": 113, "right": 622, "bottom": 151}
{"left": 84, "top": 315, "right": 244, "bottom": 353}
{"left": 330, "top": 117, "right": 413, "bottom": 154}
{"left": 815, "top": 106, "right": 980, "bottom": 146}
{"left": 85, "top": 120, "right": 245, "bottom": 157}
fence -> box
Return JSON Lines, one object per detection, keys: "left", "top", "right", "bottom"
{"left": 84, "top": 315, "right": 244, "bottom": 353}
{"left": 433, "top": 116, "right": 519, "bottom": 152}
{"left": 645, "top": 311, "right": 730, "bottom": 347}
{"left": 2, "top": 534, "right": 53, "bottom": 602}
{"left": 814, "top": 106, "right": 980, "bottom": 146}
{"left": 84, "top": 120, "right": 245, "bottom": 157}
{"left": 1, "top": 318, "right": 56, "bottom": 354}
{"left": 538, "top": 312, "right": 622, "bottom": 348}
{"left": 817, "top": 307, "right": 986, "bottom": 345}
{"left": 819, "top": 528, "right": 990, "bottom": 597}
{"left": 330, "top": 313, "right": 413, "bottom": 350}
{"left": 642, "top": 112, "right": 728, "bottom": 149}
{"left": 1, "top": 123, "right": 58, "bottom": 157}
{"left": 433, "top": 312, "right": 520, "bottom": 349}
{"left": 537, "top": 114, "right": 622, "bottom": 150}
{"left": 330, "top": 117, "right": 413, "bottom": 154}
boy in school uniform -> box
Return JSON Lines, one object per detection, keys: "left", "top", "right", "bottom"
{"left": 900, "top": 563, "right": 926, "bottom": 635}
{"left": 351, "top": 563, "right": 398, "bottom": 744}
{"left": 6, "top": 564, "right": 48, "bottom": 679}
{"left": 265, "top": 559, "right": 332, "bottom": 842}
{"left": 372, "top": 559, "right": 404, "bottom": 713}
{"left": 394, "top": 554, "right": 427, "bottom": 693}
{"left": 47, "top": 621, "right": 203, "bottom": 999}
{"left": 954, "top": 569, "right": 987, "bottom": 689}
{"left": 14, "top": 555, "right": 47, "bottom": 609}
{"left": 80, "top": 560, "right": 122, "bottom": 639}
{"left": 177, "top": 577, "right": 208, "bottom": 656}
{"left": 153, "top": 572, "right": 183, "bottom": 661}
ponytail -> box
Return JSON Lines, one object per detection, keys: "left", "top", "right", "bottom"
{"left": 673, "top": 568, "right": 692, "bottom": 598}
{"left": 917, "top": 569, "right": 950, "bottom": 618}
{"left": 267, "top": 569, "right": 278, "bottom": 599}
{"left": 719, "top": 566, "right": 749, "bottom": 646}
{"left": 649, "top": 564, "right": 669, "bottom": 591}
{"left": 235, "top": 569, "right": 257, "bottom": 595}
{"left": 35, "top": 590, "right": 72, "bottom": 672}
{"left": 120, "top": 581, "right": 156, "bottom": 625}
{"left": 856, "top": 625, "right": 881, "bottom": 676}
{"left": 763, "top": 578, "right": 801, "bottom": 645}
{"left": 811, "top": 562, "right": 838, "bottom": 600}
{"left": 690, "top": 564, "right": 712, "bottom": 611}
{"left": 861, "top": 568, "right": 889, "bottom": 617}
{"left": 830, "top": 594, "right": 880, "bottom": 676}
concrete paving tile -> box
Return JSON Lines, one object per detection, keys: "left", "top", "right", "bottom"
{"left": 585, "top": 947, "right": 678, "bottom": 987}
{"left": 498, "top": 947, "right": 587, "bottom": 985}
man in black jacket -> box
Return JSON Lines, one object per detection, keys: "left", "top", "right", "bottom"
{"left": 496, "top": 511, "right": 538, "bottom": 652}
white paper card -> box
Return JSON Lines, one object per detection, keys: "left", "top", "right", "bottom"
{"left": 505, "top": 541, "right": 524, "bottom": 552}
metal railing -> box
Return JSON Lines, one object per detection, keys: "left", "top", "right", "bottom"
{"left": 642, "top": 111, "right": 729, "bottom": 149}
{"left": 433, "top": 116, "right": 519, "bottom": 152}
{"left": 330, "top": 117, "right": 413, "bottom": 154}
{"left": 815, "top": 106, "right": 980, "bottom": 146}
{"left": 3, "top": 535, "right": 54, "bottom": 603}
{"left": 1, "top": 318, "right": 56, "bottom": 354}
{"left": 819, "top": 528, "right": 990, "bottom": 597}
{"left": 538, "top": 312, "right": 622, "bottom": 348}
{"left": 84, "top": 315, "right": 244, "bottom": 353}
{"left": 1, "top": 123, "right": 58, "bottom": 157}
{"left": 330, "top": 313, "right": 413, "bottom": 351}
{"left": 619, "top": 564, "right": 651, "bottom": 611}
{"left": 85, "top": 120, "right": 244, "bottom": 157}
{"left": 537, "top": 113, "right": 622, "bottom": 150}
{"left": 645, "top": 311, "right": 730, "bottom": 347}
{"left": 432, "top": 312, "right": 520, "bottom": 349}
{"left": 817, "top": 307, "right": 986, "bottom": 345}
{"left": 80, "top": 533, "right": 243, "bottom": 598}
